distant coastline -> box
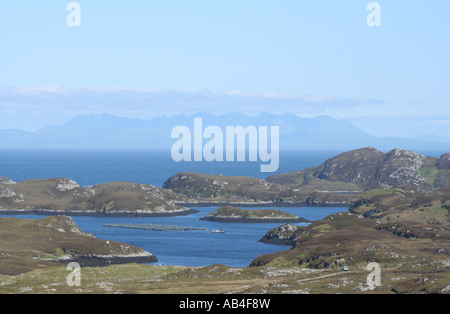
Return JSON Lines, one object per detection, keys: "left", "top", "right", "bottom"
{"left": 174, "top": 201, "right": 351, "bottom": 208}
{"left": 0, "top": 208, "right": 199, "bottom": 218}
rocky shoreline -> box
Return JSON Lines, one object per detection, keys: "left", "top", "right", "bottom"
{"left": 53, "top": 253, "right": 158, "bottom": 267}
{"left": 175, "top": 201, "right": 350, "bottom": 208}
{"left": 0, "top": 208, "right": 199, "bottom": 217}
{"left": 200, "top": 216, "right": 310, "bottom": 224}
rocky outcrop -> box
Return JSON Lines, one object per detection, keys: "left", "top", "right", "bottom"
{"left": 437, "top": 154, "right": 450, "bottom": 170}
{"left": 259, "top": 224, "right": 299, "bottom": 245}
{"left": 315, "top": 147, "right": 385, "bottom": 185}
{"left": 314, "top": 148, "right": 430, "bottom": 190}
{"left": 0, "top": 187, "right": 16, "bottom": 198}
{"left": 57, "top": 179, "right": 80, "bottom": 192}
{"left": 380, "top": 149, "right": 428, "bottom": 188}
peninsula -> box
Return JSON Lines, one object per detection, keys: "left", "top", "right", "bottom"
{"left": 0, "top": 215, "right": 157, "bottom": 275}
{"left": 0, "top": 179, "right": 195, "bottom": 217}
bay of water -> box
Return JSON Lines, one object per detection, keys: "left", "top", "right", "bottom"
{"left": 0, "top": 206, "right": 345, "bottom": 267}
{"left": 0, "top": 149, "right": 349, "bottom": 267}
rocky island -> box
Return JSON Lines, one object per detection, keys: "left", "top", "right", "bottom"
{"left": 200, "top": 205, "right": 310, "bottom": 223}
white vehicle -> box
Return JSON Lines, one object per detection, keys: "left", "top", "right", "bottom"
{"left": 341, "top": 266, "right": 349, "bottom": 271}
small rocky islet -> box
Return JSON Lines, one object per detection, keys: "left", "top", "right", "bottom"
{"left": 200, "top": 205, "right": 310, "bottom": 223}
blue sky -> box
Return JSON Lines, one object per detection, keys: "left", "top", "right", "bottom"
{"left": 0, "top": 1, "right": 449, "bottom": 136}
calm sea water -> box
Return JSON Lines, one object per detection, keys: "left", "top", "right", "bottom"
{"left": 0, "top": 149, "right": 341, "bottom": 187}
{"left": 5, "top": 148, "right": 431, "bottom": 267}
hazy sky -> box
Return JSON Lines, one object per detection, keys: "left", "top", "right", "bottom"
{"left": 0, "top": 1, "right": 449, "bottom": 135}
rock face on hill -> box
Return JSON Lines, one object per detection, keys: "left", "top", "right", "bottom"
{"left": 268, "top": 147, "right": 450, "bottom": 192}
{"left": 314, "top": 148, "right": 429, "bottom": 190}
{"left": 0, "top": 178, "right": 194, "bottom": 217}
{"left": 0, "top": 215, "right": 157, "bottom": 275}
{"left": 437, "top": 154, "right": 450, "bottom": 170}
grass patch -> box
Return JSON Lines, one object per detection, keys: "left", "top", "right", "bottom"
{"left": 362, "top": 188, "right": 404, "bottom": 199}
{"left": 419, "top": 167, "right": 440, "bottom": 187}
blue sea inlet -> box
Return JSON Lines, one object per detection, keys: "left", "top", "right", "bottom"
{"left": 0, "top": 206, "right": 345, "bottom": 267}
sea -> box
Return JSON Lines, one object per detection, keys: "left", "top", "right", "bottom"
{"left": 0, "top": 149, "right": 444, "bottom": 267}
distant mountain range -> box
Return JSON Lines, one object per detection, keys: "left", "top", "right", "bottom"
{"left": 0, "top": 113, "right": 449, "bottom": 151}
